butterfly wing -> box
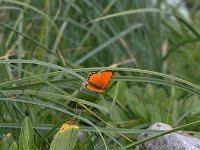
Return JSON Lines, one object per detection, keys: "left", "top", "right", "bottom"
{"left": 99, "top": 70, "right": 113, "bottom": 88}
{"left": 87, "top": 73, "right": 101, "bottom": 85}
{"left": 85, "top": 70, "right": 113, "bottom": 93}
{"left": 85, "top": 84, "right": 105, "bottom": 93}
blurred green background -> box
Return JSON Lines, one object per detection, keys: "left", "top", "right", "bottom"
{"left": 0, "top": 0, "right": 200, "bottom": 149}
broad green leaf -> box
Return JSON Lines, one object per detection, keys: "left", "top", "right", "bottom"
{"left": 109, "top": 81, "right": 128, "bottom": 107}
{"left": 8, "top": 142, "right": 18, "bottom": 150}
{"left": 50, "top": 121, "right": 79, "bottom": 150}
{"left": 110, "top": 104, "right": 129, "bottom": 123}
{"left": 19, "top": 117, "right": 38, "bottom": 150}
{"left": 183, "top": 96, "right": 200, "bottom": 116}
{"left": 0, "top": 133, "right": 17, "bottom": 150}
{"left": 125, "top": 88, "right": 148, "bottom": 120}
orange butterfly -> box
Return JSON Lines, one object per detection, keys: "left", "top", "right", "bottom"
{"left": 85, "top": 70, "right": 113, "bottom": 93}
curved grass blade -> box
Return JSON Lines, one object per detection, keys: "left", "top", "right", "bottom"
{"left": 162, "top": 38, "right": 200, "bottom": 62}
{"left": 74, "top": 23, "right": 143, "bottom": 66}
{"left": 0, "top": 0, "right": 58, "bottom": 31}
{"left": 125, "top": 119, "right": 200, "bottom": 149}
{"left": 112, "top": 76, "right": 200, "bottom": 96}
{"left": 0, "top": 22, "right": 58, "bottom": 58}
{"left": 0, "top": 97, "right": 108, "bottom": 150}
{"left": 0, "top": 60, "right": 85, "bottom": 81}
{"left": 73, "top": 67, "right": 200, "bottom": 91}
{"left": 1, "top": 90, "right": 109, "bottom": 113}
{"left": 92, "top": 8, "right": 200, "bottom": 38}
{"left": 92, "top": 8, "right": 164, "bottom": 23}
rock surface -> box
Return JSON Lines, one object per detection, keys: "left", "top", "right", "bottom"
{"left": 136, "top": 122, "right": 200, "bottom": 150}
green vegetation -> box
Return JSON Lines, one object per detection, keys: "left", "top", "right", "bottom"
{"left": 0, "top": 0, "right": 200, "bottom": 149}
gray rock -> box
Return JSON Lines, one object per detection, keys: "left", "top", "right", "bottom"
{"left": 136, "top": 122, "right": 200, "bottom": 150}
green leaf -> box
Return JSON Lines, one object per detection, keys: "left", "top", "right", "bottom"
{"left": 50, "top": 121, "right": 79, "bottom": 150}
{"left": 125, "top": 88, "right": 148, "bottom": 120}
{"left": 74, "top": 133, "right": 94, "bottom": 150}
{"left": 109, "top": 102, "right": 129, "bottom": 123}
{"left": 19, "top": 117, "right": 38, "bottom": 150}
{"left": 183, "top": 96, "right": 200, "bottom": 116}
{"left": 0, "top": 133, "right": 18, "bottom": 150}
{"left": 109, "top": 81, "right": 128, "bottom": 107}
{"left": 8, "top": 142, "right": 18, "bottom": 150}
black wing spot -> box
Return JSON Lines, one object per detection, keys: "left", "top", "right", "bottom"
{"left": 87, "top": 72, "right": 97, "bottom": 80}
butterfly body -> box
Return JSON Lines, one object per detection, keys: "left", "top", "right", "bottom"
{"left": 85, "top": 70, "right": 113, "bottom": 93}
